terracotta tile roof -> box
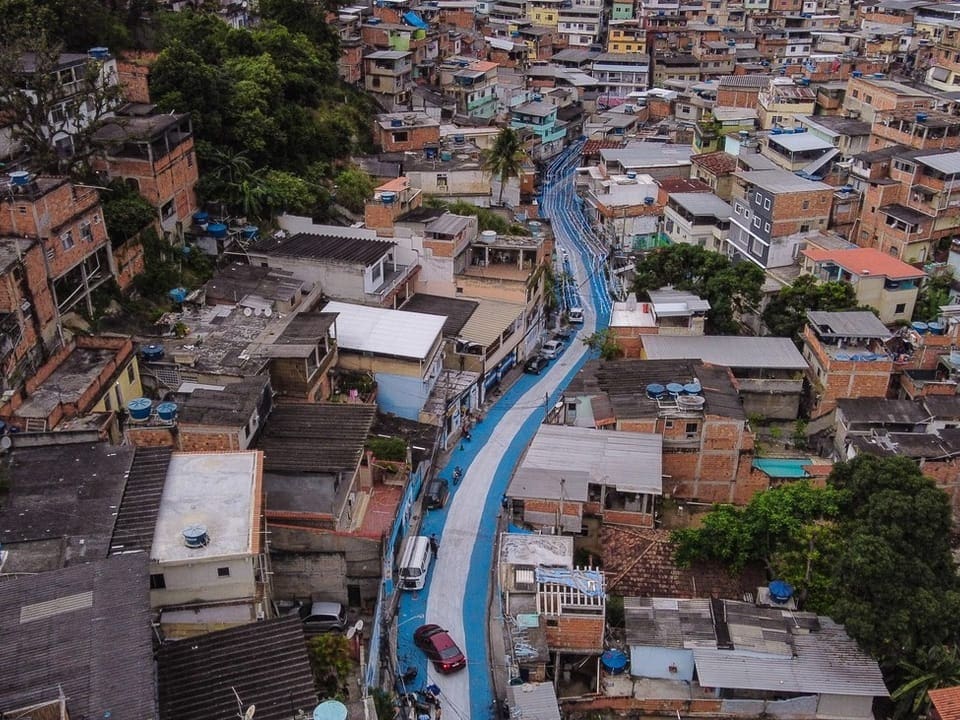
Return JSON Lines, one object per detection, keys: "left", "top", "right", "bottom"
{"left": 657, "top": 177, "right": 712, "bottom": 193}
{"left": 930, "top": 686, "right": 960, "bottom": 720}
{"left": 600, "top": 525, "right": 764, "bottom": 598}
{"left": 802, "top": 247, "right": 927, "bottom": 280}
{"left": 583, "top": 139, "right": 628, "bottom": 156}
{"left": 690, "top": 151, "right": 739, "bottom": 176}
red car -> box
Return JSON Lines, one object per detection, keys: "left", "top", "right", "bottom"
{"left": 413, "top": 624, "right": 467, "bottom": 674}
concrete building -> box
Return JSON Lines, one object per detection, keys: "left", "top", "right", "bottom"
{"left": 322, "top": 300, "right": 446, "bottom": 420}
{"left": 841, "top": 75, "right": 936, "bottom": 125}
{"left": 800, "top": 246, "right": 925, "bottom": 323}
{"left": 148, "top": 450, "right": 269, "bottom": 638}
{"left": 364, "top": 50, "right": 414, "bottom": 112}
{"left": 757, "top": 77, "right": 817, "bottom": 130}
{"left": 374, "top": 111, "right": 441, "bottom": 152}
{"left": 662, "top": 192, "right": 732, "bottom": 251}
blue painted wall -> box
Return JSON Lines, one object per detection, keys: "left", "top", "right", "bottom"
{"left": 375, "top": 372, "right": 434, "bottom": 421}
{"left": 629, "top": 647, "right": 695, "bottom": 681}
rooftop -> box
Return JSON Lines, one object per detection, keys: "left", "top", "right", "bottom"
{"left": 0, "top": 238, "right": 36, "bottom": 272}
{"left": 807, "top": 310, "right": 892, "bottom": 339}
{"left": 426, "top": 213, "right": 475, "bottom": 237}
{"left": 256, "top": 403, "right": 377, "bottom": 474}
{"left": 915, "top": 150, "right": 960, "bottom": 175}
{"left": 499, "top": 532, "right": 574, "bottom": 568}
{"left": 323, "top": 300, "right": 445, "bottom": 361}
{"left": 768, "top": 132, "right": 836, "bottom": 153}
{"left": 668, "top": 192, "right": 733, "bottom": 219}
{"left": 0, "top": 441, "right": 136, "bottom": 572}
{"left": 108, "top": 447, "right": 173, "bottom": 556}
{"left": 151, "top": 451, "right": 261, "bottom": 564}
{"left": 798, "top": 115, "right": 875, "bottom": 137}
{"left": 204, "top": 263, "right": 306, "bottom": 307}
{"left": 400, "top": 293, "right": 479, "bottom": 336}
{"left": 514, "top": 101, "right": 557, "bottom": 117}
{"left": 14, "top": 345, "right": 124, "bottom": 419}
{"left": 690, "top": 151, "right": 738, "bottom": 175}
{"left": 93, "top": 112, "right": 189, "bottom": 144}
{"left": 157, "top": 616, "right": 317, "bottom": 720}
{"left": 836, "top": 397, "right": 929, "bottom": 424}
{"left": 601, "top": 143, "right": 694, "bottom": 169}
{"left": 507, "top": 424, "right": 663, "bottom": 500}
{"left": 249, "top": 232, "right": 394, "bottom": 265}
{"left": 641, "top": 335, "right": 808, "bottom": 370}
{"left": 647, "top": 287, "right": 711, "bottom": 316}
{"left": 177, "top": 375, "right": 270, "bottom": 427}
{"left": 718, "top": 74, "right": 773, "bottom": 88}
{"left": 566, "top": 359, "right": 745, "bottom": 421}
{"left": 735, "top": 168, "right": 832, "bottom": 193}
{"left": 458, "top": 298, "right": 525, "bottom": 347}
{"left": 802, "top": 247, "right": 926, "bottom": 280}
{"left": 929, "top": 687, "right": 960, "bottom": 720}
{"left": 0, "top": 553, "right": 156, "bottom": 720}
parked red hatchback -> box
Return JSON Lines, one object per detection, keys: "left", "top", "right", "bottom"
{"left": 413, "top": 624, "right": 467, "bottom": 674}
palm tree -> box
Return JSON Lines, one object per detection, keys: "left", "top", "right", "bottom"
{"left": 892, "top": 645, "right": 960, "bottom": 719}
{"left": 483, "top": 127, "right": 526, "bottom": 207}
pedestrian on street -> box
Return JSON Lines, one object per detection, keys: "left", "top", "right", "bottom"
{"left": 429, "top": 533, "right": 439, "bottom": 557}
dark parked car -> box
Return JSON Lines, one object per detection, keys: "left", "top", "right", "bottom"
{"left": 278, "top": 600, "right": 347, "bottom": 633}
{"left": 425, "top": 478, "right": 449, "bottom": 509}
{"left": 524, "top": 356, "right": 549, "bottom": 375}
{"left": 413, "top": 624, "right": 467, "bottom": 673}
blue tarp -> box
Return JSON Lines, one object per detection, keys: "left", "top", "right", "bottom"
{"left": 403, "top": 11, "right": 428, "bottom": 28}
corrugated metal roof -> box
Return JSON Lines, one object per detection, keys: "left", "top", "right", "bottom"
{"left": 769, "top": 133, "right": 835, "bottom": 152}
{"left": 915, "top": 150, "right": 960, "bottom": 175}
{"left": 507, "top": 425, "right": 662, "bottom": 500}
{"left": 507, "top": 682, "right": 562, "bottom": 720}
{"left": 458, "top": 299, "right": 524, "bottom": 347}
{"left": 693, "top": 617, "right": 888, "bottom": 697}
{"left": 641, "top": 335, "right": 808, "bottom": 370}
{"left": 668, "top": 192, "right": 733, "bottom": 219}
{"left": 426, "top": 213, "right": 473, "bottom": 236}
{"left": 249, "top": 232, "right": 394, "bottom": 265}
{"left": 323, "top": 301, "right": 445, "bottom": 360}
{"left": 807, "top": 310, "right": 891, "bottom": 339}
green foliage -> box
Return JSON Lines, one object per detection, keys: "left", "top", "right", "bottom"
{"left": 482, "top": 128, "right": 527, "bottom": 206}
{"left": 0, "top": 0, "right": 132, "bottom": 51}
{"left": 792, "top": 419, "right": 809, "bottom": 449}
{"left": 892, "top": 645, "right": 960, "bottom": 719}
{"left": 372, "top": 689, "right": 397, "bottom": 720}
{"left": 581, "top": 328, "right": 624, "bottom": 360}
{"left": 762, "top": 275, "right": 860, "bottom": 343}
{"left": 335, "top": 168, "right": 376, "bottom": 214}
{"left": 101, "top": 181, "right": 156, "bottom": 245}
{"left": 132, "top": 227, "right": 213, "bottom": 301}
{"left": 914, "top": 270, "right": 954, "bottom": 322}
{"left": 606, "top": 595, "right": 625, "bottom": 629}
{"left": 365, "top": 436, "right": 407, "bottom": 462}
{"left": 307, "top": 633, "right": 353, "bottom": 700}
{"left": 633, "top": 244, "right": 764, "bottom": 334}
{"left": 441, "top": 201, "right": 530, "bottom": 235}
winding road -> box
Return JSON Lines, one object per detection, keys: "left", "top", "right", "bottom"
{"left": 396, "top": 140, "right": 613, "bottom": 720}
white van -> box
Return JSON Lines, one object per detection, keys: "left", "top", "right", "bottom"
{"left": 569, "top": 307, "right": 584, "bottom": 324}
{"left": 398, "top": 535, "right": 434, "bottom": 590}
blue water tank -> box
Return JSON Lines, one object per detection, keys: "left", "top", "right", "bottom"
{"left": 772, "top": 127, "right": 783, "bottom": 135}
{"left": 88, "top": 46, "right": 110, "bottom": 60}
{"left": 644, "top": 196, "right": 655, "bottom": 205}
{"left": 917, "top": 112, "right": 928, "bottom": 122}
{"left": 242, "top": 225, "right": 258, "bottom": 240}
{"left": 646, "top": 383, "right": 665, "bottom": 399}
{"left": 440, "top": 150, "right": 453, "bottom": 161}
{"left": 929, "top": 321, "right": 945, "bottom": 335}
{"left": 425, "top": 146, "right": 438, "bottom": 159}
{"left": 169, "top": 287, "right": 187, "bottom": 304}
{"left": 193, "top": 211, "right": 209, "bottom": 225}
{"left": 127, "top": 397, "right": 152, "bottom": 421}
{"left": 8, "top": 170, "right": 31, "bottom": 186}
{"left": 769, "top": 580, "right": 794, "bottom": 604}
{"left": 454, "top": 134, "right": 465, "bottom": 143}
{"left": 852, "top": 70, "right": 863, "bottom": 78}
{"left": 683, "top": 382, "right": 701, "bottom": 394}
{"left": 156, "top": 402, "right": 178, "bottom": 422}
{"left": 666, "top": 382, "right": 685, "bottom": 396}
{"left": 601, "top": 649, "right": 629, "bottom": 675}
{"left": 208, "top": 222, "right": 228, "bottom": 238}
{"left": 873, "top": 72, "right": 885, "bottom": 79}
{"left": 391, "top": 118, "right": 403, "bottom": 127}
{"left": 912, "top": 321, "right": 929, "bottom": 335}
{"left": 141, "top": 344, "right": 165, "bottom": 362}
{"left": 181, "top": 524, "right": 209, "bottom": 549}
{"left": 381, "top": 192, "right": 396, "bottom": 204}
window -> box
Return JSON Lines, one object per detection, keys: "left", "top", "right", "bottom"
{"left": 61, "top": 230, "right": 75, "bottom": 250}
{"left": 665, "top": 420, "right": 674, "bottom": 429}
{"left": 150, "top": 573, "right": 166, "bottom": 589}
{"left": 754, "top": 215, "right": 762, "bottom": 228}
{"left": 187, "top": 152, "right": 194, "bottom": 167}
{"left": 79, "top": 221, "right": 93, "bottom": 243}
{"left": 161, "top": 199, "right": 175, "bottom": 219}
{"left": 104, "top": 392, "right": 112, "bottom": 411}
{"left": 51, "top": 103, "right": 68, "bottom": 123}
{"left": 763, "top": 197, "right": 771, "bottom": 210}
{"left": 392, "top": 130, "right": 409, "bottom": 143}
{"left": 437, "top": 174, "right": 448, "bottom": 189}
{"left": 127, "top": 364, "right": 135, "bottom": 383}
{"left": 864, "top": 94, "right": 873, "bottom": 103}
{"left": 895, "top": 303, "right": 906, "bottom": 313}
{"left": 754, "top": 192, "right": 762, "bottom": 205}
{"left": 851, "top": 89, "right": 859, "bottom": 98}
{"left": 800, "top": 223, "right": 810, "bottom": 232}
{"left": 217, "top": 567, "right": 230, "bottom": 577}
{"left": 802, "top": 199, "right": 810, "bottom": 210}
{"left": 685, "top": 421, "right": 699, "bottom": 434}
{"left": 764, "top": 221, "right": 770, "bottom": 232}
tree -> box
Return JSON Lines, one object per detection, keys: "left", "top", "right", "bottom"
{"left": 0, "top": 36, "right": 123, "bottom": 172}
{"left": 633, "top": 244, "right": 764, "bottom": 334}
{"left": 762, "top": 275, "right": 859, "bottom": 343}
{"left": 307, "top": 633, "right": 353, "bottom": 700}
{"left": 483, "top": 127, "right": 526, "bottom": 207}
{"left": 914, "top": 269, "right": 954, "bottom": 322}
{"left": 581, "top": 328, "right": 624, "bottom": 360}
{"left": 892, "top": 645, "right": 960, "bottom": 719}
{"left": 101, "top": 180, "right": 156, "bottom": 245}
{"left": 334, "top": 167, "right": 376, "bottom": 214}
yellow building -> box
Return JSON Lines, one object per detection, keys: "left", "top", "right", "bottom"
{"left": 530, "top": 0, "right": 563, "bottom": 27}
{"left": 607, "top": 21, "right": 647, "bottom": 53}
{"left": 91, "top": 353, "right": 144, "bottom": 414}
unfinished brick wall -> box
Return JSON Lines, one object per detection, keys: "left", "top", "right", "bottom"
{"left": 919, "top": 458, "right": 960, "bottom": 520}
{"left": 113, "top": 232, "right": 147, "bottom": 292}
{"left": 126, "top": 426, "right": 177, "bottom": 447}
{"left": 116, "top": 51, "right": 157, "bottom": 103}
{"left": 545, "top": 614, "right": 604, "bottom": 652}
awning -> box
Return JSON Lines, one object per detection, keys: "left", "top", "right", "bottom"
{"left": 403, "top": 11, "right": 428, "bottom": 28}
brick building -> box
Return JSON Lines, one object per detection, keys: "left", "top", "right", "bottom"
{"left": 0, "top": 174, "right": 115, "bottom": 321}
{"left": 92, "top": 106, "right": 199, "bottom": 234}
{"left": 841, "top": 75, "right": 937, "bottom": 124}
{"left": 801, "top": 310, "right": 895, "bottom": 419}
{"left": 374, "top": 112, "right": 441, "bottom": 152}
{"left": 563, "top": 359, "right": 761, "bottom": 504}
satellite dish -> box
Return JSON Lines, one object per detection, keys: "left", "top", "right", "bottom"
{"left": 0, "top": 436, "right": 11, "bottom": 450}
{"left": 243, "top": 307, "right": 253, "bottom": 317}
{"left": 346, "top": 626, "right": 357, "bottom": 640}
{"left": 354, "top": 620, "right": 364, "bottom": 633}
{"left": 264, "top": 307, "right": 273, "bottom": 317}
{"left": 244, "top": 706, "right": 256, "bottom": 720}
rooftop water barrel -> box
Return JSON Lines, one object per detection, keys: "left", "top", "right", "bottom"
{"left": 677, "top": 394, "right": 706, "bottom": 409}
{"left": 917, "top": 112, "right": 929, "bottom": 122}
{"left": 929, "top": 321, "right": 945, "bottom": 335}
{"left": 156, "top": 402, "right": 178, "bottom": 422}
{"left": 208, "top": 222, "right": 228, "bottom": 238}
{"left": 241, "top": 225, "right": 258, "bottom": 240}
{"left": 852, "top": 70, "right": 862, "bottom": 78}
{"left": 141, "top": 344, "right": 165, "bottom": 362}
{"left": 454, "top": 134, "right": 465, "bottom": 143}
{"left": 9, "top": 170, "right": 31, "bottom": 186}
{"left": 666, "top": 382, "right": 685, "bottom": 396}
{"left": 181, "top": 524, "right": 209, "bottom": 549}
{"left": 193, "top": 211, "right": 209, "bottom": 225}
{"left": 644, "top": 196, "right": 655, "bottom": 205}
{"left": 646, "top": 383, "right": 665, "bottom": 399}
{"left": 127, "top": 397, "right": 152, "bottom": 421}
{"left": 772, "top": 127, "right": 783, "bottom": 135}
{"left": 88, "top": 46, "right": 110, "bottom": 60}
{"left": 380, "top": 192, "right": 396, "bottom": 204}
{"left": 601, "top": 649, "right": 629, "bottom": 675}
{"left": 683, "top": 382, "right": 701, "bottom": 394}
{"left": 912, "top": 321, "right": 929, "bottom": 335}
{"left": 313, "top": 701, "right": 348, "bottom": 720}
{"left": 440, "top": 150, "right": 453, "bottom": 161}
{"left": 768, "top": 579, "right": 794, "bottom": 604}
{"left": 391, "top": 118, "right": 403, "bottom": 127}
{"left": 425, "top": 146, "right": 438, "bottom": 159}
{"left": 169, "top": 287, "right": 187, "bottom": 304}
{"left": 480, "top": 229, "right": 497, "bottom": 243}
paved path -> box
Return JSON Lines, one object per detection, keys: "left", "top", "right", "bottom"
{"left": 396, "top": 141, "right": 612, "bottom": 720}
